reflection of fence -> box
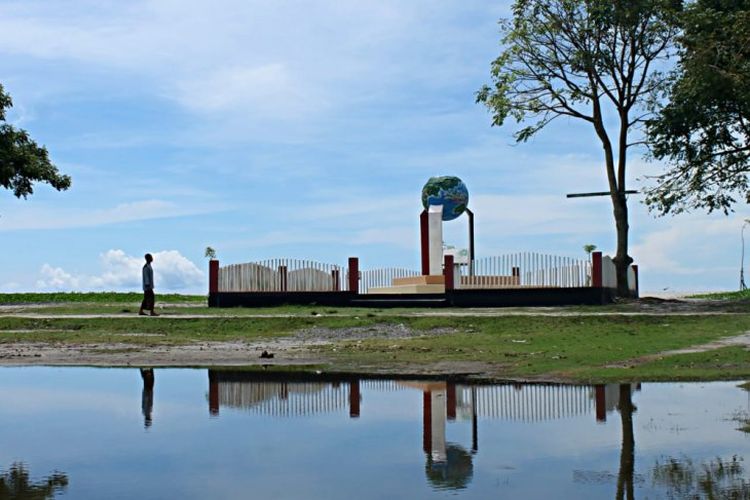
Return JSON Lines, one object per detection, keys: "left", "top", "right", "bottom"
{"left": 208, "top": 379, "right": 404, "bottom": 418}
{"left": 458, "top": 384, "right": 594, "bottom": 422}
{"left": 211, "top": 381, "right": 350, "bottom": 417}
{"left": 219, "top": 259, "right": 345, "bottom": 292}
{"left": 359, "top": 268, "right": 420, "bottom": 294}
{"left": 462, "top": 253, "right": 590, "bottom": 289}
{"left": 209, "top": 378, "right": 598, "bottom": 422}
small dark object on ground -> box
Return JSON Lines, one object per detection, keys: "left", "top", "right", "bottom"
{"left": 121, "top": 308, "right": 131, "bottom": 313}
{"left": 260, "top": 350, "right": 274, "bottom": 359}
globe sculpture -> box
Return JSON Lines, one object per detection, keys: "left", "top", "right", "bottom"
{"left": 421, "top": 176, "right": 469, "bottom": 221}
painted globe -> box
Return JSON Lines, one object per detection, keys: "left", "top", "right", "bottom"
{"left": 421, "top": 176, "right": 469, "bottom": 221}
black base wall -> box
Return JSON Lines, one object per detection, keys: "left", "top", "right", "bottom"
{"left": 209, "top": 291, "right": 355, "bottom": 308}
{"left": 209, "top": 287, "right": 616, "bottom": 308}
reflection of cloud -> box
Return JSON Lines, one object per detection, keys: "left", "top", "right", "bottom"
{"left": 36, "top": 250, "right": 204, "bottom": 292}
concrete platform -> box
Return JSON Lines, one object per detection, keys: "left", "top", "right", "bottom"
{"left": 392, "top": 275, "right": 445, "bottom": 286}
{"left": 367, "top": 284, "right": 446, "bottom": 294}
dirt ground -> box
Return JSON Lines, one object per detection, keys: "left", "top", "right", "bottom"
{"left": 1, "top": 297, "right": 749, "bottom": 381}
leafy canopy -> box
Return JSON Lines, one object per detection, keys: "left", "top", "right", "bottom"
{"left": 0, "top": 84, "right": 71, "bottom": 198}
{"left": 477, "top": 0, "right": 680, "bottom": 147}
{"left": 477, "top": 0, "right": 680, "bottom": 296}
{"left": 646, "top": 0, "right": 750, "bottom": 214}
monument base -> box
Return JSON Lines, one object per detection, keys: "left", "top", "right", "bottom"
{"left": 368, "top": 275, "right": 446, "bottom": 294}
{"left": 367, "top": 284, "right": 446, "bottom": 294}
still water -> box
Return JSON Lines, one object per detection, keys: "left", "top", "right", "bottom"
{"left": 1, "top": 368, "right": 749, "bottom": 499}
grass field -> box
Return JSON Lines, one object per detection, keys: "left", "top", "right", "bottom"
{"left": 1, "top": 292, "right": 750, "bottom": 382}
{"left": 0, "top": 292, "right": 206, "bottom": 304}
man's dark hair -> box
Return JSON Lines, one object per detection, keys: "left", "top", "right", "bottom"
{"left": 145, "top": 253, "right": 153, "bottom": 262}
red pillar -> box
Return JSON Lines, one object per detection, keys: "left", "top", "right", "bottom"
{"left": 595, "top": 384, "right": 606, "bottom": 422}
{"left": 592, "top": 251, "right": 602, "bottom": 288}
{"left": 209, "top": 259, "right": 219, "bottom": 294}
{"left": 332, "top": 269, "right": 340, "bottom": 291}
{"left": 420, "top": 210, "right": 430, "bottom": 275}
{"left": 348, "top": 257, "right": 359, "bottom": 294}
{"left": 444, "top": 254, "right": 454, "bottom": 290}
{"left": 349, "top": 380, "right": 360, "bottom": 418}
{"left": 447, "top": 383, "right": 456, "bottom": 421}
{"left": 208, "top": 371, "right": 219, "bottom": 416}
{"left": 423, "top": 391, "right": 432, "bottom": 454}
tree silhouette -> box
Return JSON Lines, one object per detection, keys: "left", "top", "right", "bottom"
{"left": 0, "top": 462, "right": 68, "bottom": 500}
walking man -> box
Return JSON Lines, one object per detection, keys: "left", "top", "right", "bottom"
{"left": 139, "top": 253, "right": 159, "bottom": 316}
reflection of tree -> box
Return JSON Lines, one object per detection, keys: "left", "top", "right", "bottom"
{"left": 425, "top": 444, "right": 474, "bottom": 491}
{"left": 616, "top": 384, "right": 635, "bottom": 500}
{"left": 652, "top": 455, "right": 750, "bottom": 499}
{"left": 0, "top": 462, "right": 68, "bottom": 499}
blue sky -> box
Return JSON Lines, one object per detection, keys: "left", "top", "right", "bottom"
{"left": 0, "top": 0, "right": 747, "bottom": 295}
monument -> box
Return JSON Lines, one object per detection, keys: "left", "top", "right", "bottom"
{"left": 369, "top": 176, "right": 473, "bottom": 294}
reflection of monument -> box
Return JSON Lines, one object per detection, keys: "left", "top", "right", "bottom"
{"left": 202, "top": 372, "right": 649, "bottom": 493}
{"left": 399, "top": 381, "right": 476, "bottom": 490}
{"left": 594, "top": 383, "right": 641, "bottom": 422}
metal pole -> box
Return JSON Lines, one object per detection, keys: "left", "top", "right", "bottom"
{"left": 741, "top": 220, "right": 749, "bottom": 291}
{"left": 466, "top": 208, "right": 475, "bottom": 277}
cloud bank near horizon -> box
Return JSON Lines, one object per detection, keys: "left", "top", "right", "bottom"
{"left": 32, "top": 250, "right": 204, "bottom": 293}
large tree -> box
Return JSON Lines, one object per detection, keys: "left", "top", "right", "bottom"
{"left": 477, "top": 0, "right": 680, "bottom": 296}
{"left": 0, "top": 84, "right": 70, "bottom": 199}
{"left": 646, "top": 0, "right": 750, "bottom": 214}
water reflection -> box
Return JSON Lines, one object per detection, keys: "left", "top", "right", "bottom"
{"left": 616, "top": 384, "right": 635, "bottom": 500}
{"left": 652, "top": 455, "right": 750, "bottom": 498}
{"left": 201, "top": 372, "right": 646, "bottom": 492}
{"left": 407, "top": 382, "right": 474, "bottom": 490}
{"left": 140, "top": 368, "right": 154, "bottom": 429}
{"left": 0, "top": 463, "right": 68, "bottom": 499}
{"left": 7, "top": 368, "right": 742, "bottom": 498}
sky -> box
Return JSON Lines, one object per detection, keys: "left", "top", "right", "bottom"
{"left": 0, "top": 0, "right": 747, "bottom": 295}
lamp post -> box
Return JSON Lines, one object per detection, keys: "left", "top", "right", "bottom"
{"left": 741, "top": 220, "right": 750, "bottom": 291}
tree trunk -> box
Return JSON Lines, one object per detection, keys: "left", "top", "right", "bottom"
{"left": 591, "top": 87, "right": 634, "bottom": 298}
{"left": 613, "top": 110, "right": 634, "bottom": 298}
{"left": 612, "top": 194, "right": 634, "bottom": 298}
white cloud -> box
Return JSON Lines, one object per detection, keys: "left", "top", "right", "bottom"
{"left": 631, "top": 215, "right": 743, "bottom": 275}
{"left": 35, "top": 249, "right": 205, "bottom": 292}
{"left": 0, "top": 200, "right": 223, "bottom": 231}
{"left": 174, "top": 64, "right": 324, "bottom": 118}
{"left": 36, "top": 264, "right": 82, "bottom": 290}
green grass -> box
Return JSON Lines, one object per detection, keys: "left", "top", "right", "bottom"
{"left": 310, "top": 314, "right": 750, "bottom": 381}
{"left": 0, "top": 292, "right": 206, "bottom": 304}
{"left": 572, "top": 346, "right": 750, "bottom": 382}
{"left": 2, "top": 298, "right": 750, "bottom": 382}
{"left": 687, "top": 289, "right": 750, "bottom": 301}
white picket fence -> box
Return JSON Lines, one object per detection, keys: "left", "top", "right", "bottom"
{"left": 218, "top": 259, "right": 345, "bottom": 292}
{"left": 358, "top": 267, "right": 420, "bottom": 294}
{"left": 463, "top": 253, "right": 591, "bottom": 289}
{"left": 218, "top": 253, "right": 610, "bottom": 293}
